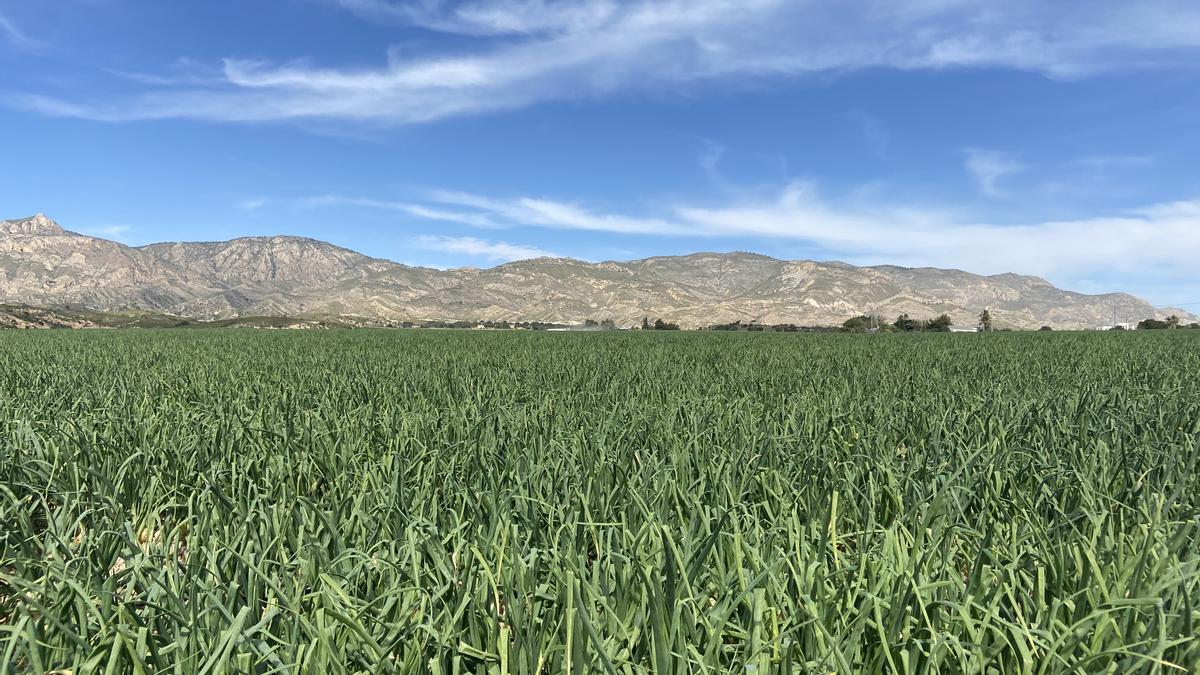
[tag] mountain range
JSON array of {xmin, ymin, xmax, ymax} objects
[{"xmin": 0, "ymin": 214, "xmax": 1189, "ymax": 330}]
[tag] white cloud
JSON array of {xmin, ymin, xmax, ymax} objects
[
  {"xmin": 0, "ymin": 12, "xmax": 43, "ymax": 51},
  {"xmin": 104, "ymin": 59, "xmax": 226, "ymax": 87},
  {"xmin": 81, "ymin": 224, "xmax": 132, "ymax": 239},
  {"xmin": 697, "ymin": 141, "xmax": 726, "ymax": 182},
  {"xmin": 302, "ymin": 194, "xmax": 504, "ymax": 228},
  {"xmin": 413, "ymin": 234, "xmax": 557, "ymax": 261},
  {"xmin": 334, "ymin": 0, "xmax": 619, "ymax": 35},
  {"xmin": 1068, "ymin": 155, "xmax": 1154, "ymax": 170},
  {"xmin": 963, "ymin": 149, "xmax": 1025, "ymax": 197},
  {"xmin": 287, "ymin": 181, "xmax": 1200, "ymax": 298},
  {"xmin": 401, "ymin": 184, "xmax": 1199, "ymax": 291},
  {"xmin": 238, "ymin": 197, "xmax": 271, "ymax": 210},
  {"xmin": 429, "ymin": 190, "xmax": 693, "ymax": 235},
  {"xmin": 13, "ymin": 0, "xmax": 1200, "ymax": 124}
]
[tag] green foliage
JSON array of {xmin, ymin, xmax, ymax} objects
[
  {"xmin": 1, "ymin": 330, "xmax": 1199, "ymax": 673},
  {"xmin": 583, "ymin": 319, "xmax": 617, "ymax": 330},
  {"xmin": 1141, "ymin": 317, "xmax": 1184, "ymax": 330},
  {"xmin": 893, "ymin": 313, "xmax": 953, "ymax": 332},
  {"xmin": 927, "ymin": 313, "xmax": 954, "ymax": 332},
  {"xmin": 841, "ymin": 315, "xmax": 873, "ymax": 332},
  {"xmin": 707, "ymin": 321, "xmax": 839, "ymax": 333},
  {"xmin": 842, "ymin": 315, "xmax": 885, "ymax": 332}
]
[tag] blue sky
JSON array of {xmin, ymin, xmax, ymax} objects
[{"xmin": 1, "ymin": 0, "xmax": 1199, "ymax": 307}]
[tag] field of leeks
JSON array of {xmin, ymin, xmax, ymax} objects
[{"xmin": 1, "ymin": 329, "xmax": 1198, "ymax": 673}]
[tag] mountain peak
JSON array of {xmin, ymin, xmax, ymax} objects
[{"xmin": 1, "ymin": 214, "xmax": 66, "ymax": 236}]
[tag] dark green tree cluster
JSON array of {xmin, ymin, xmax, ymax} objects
[
  {"xmin": 407, "ymin": 320, "xmax": 573, "ymax": 330},
  {"xmin": 641, "ymin": 317, "xmax": 680, "ymax": 330},
  {"xmin": 1138, "ymin": 316, "xmax": 1182, "ymax": 330},
  {"xmin": 707, "ymin": 321, "xmax": 838, "ymax": 333},
  {"xmin": 892, "ymin": 313, "xmax": 954, "ymax": 332},
  {"xmin": 583, "ymin": 319, "xmax": 618, "ymax": 330},
  {"xmin": 841, "ymin": 315, "xmax": 875, "ymax": 333}
]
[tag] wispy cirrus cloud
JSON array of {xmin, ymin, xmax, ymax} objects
[
  {"xmin": 302, "ymin": 194, "xmax": 504, "ymax": 229},
  {"xmin": 0, "ymin": 12, "xmax": 44, "ymax": 51},
  {"xmin": 80, "ymin": 224, "xmax": 132, "ymax": 240},
  {"xmin": 12, "ymin": 0, "xmax": 1200, "ymax": 124},
  {"xmin": 1068, "ymin": 154, "xmax": 1155, "ymax": 170},
  {"xmin": 306, "ymin": 181, "xmax": 1200, "ymax": 298},
  {"xmin": 963, "ymin": 149, "xmax": 1026, "ymax": 197},
  {"xmin": 297, "ymin": 180, "xmax": 1200, "ymax": 288},
  {"xmin": 663, "ymin": 191, "xmax": 1200, "ymax": 290},
  {"xmin": 237, "ymin": 197, "xmax": 271, "ymax": 211},
  {"xmin": 428, "ymin": 190, "xmax": 693, "ymax": 235},
  {"xmin": 413, "ymin": 234, "xmax": 557, "ymax": 262},
  {"xmin": 332, "ymin": 0, "xmax": 620, "ymax": 35}
]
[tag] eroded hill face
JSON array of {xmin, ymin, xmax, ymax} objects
[
  {"xmin": 0, "ymin": 214, "xmax": 68, "ymax": 236},
  {"xmin": 0, "ymin": 214, "xmax": 1187, "ymax": 329}
]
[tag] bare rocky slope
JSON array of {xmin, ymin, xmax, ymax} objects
[{"xmin": 0, "ymin": 214, "xmax": 1188, "ymax": 329}]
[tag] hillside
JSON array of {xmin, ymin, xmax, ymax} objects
[{"xmin": 0, "ymin": 214, "xmax": 1188, "ymax": 329}]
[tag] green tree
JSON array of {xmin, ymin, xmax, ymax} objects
[
  {"xmin": 928, "ymin": 314, "xmax": 953, "ymax": 332},
  {"xmin": 842, "ymin": 315, "xmax": 872, "ymax": 333},
  {"xmin": 978, "ymin": 309, "xmax": 993, "ymax": 332}
]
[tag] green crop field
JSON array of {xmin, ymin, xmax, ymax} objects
[{"xmin": 2, "ymin": 330, "xmax": 1198, "ymax": 673}]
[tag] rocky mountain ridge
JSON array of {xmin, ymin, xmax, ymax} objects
[{"xmin": 0, "ymin": 214, "xmax": 1189, "ymax": 329}]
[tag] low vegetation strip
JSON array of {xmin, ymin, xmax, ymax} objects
[{"xmin": 1, "ymin": 330, "xmax": 1198, "ymax": 672}]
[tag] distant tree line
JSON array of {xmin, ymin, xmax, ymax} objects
[
  {"xmin": 641, "ymin": 317, "xmax": 680, "ymax": 331},
  {"xmin": 1135, "ymin": 315, "xmax": 1199, "ymax": 330},
  {"xmin": 705, "ymin": 321, "xmax": 839, "ymax": 333},
  {"xmin": 397, "ymin": 320, "xmax": 572, "ymax": 330},
  {"xmin": 582, "ymin": 318, "xmax": 618, "ymax": 330},
  {"xmin": 840, "ymin": 313, "xmax": 955, "ymax": 333},
  {"xmin": 381, "ymin": 312, "xmax": 1200, "ymax": 333}
]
